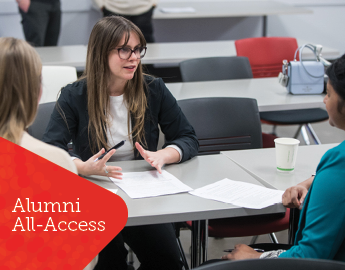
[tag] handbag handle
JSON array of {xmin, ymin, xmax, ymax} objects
[{"xmin": 293, "ymin": 44, "xmax": 324, "ymax": 78}]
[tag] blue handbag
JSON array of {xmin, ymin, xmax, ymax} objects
[{"xmin": 279, "ymin": 44, "xmax": 325, "ymax": 95}]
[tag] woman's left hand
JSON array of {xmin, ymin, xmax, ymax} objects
[
  {"xmin": 221, "ymin": 244, "xmax": 262, "ymax": 261},
  {"xmin": 135, "ymin": 142, "xmax": 166, "ymax": 173}
]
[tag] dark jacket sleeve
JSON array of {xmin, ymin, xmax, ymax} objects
[
  {"xmin": 147, "ymin": 78, "xmax": 199, "ymax": 162},
  {"xmin": 43, "ymin": 77, "xmax": 198, "ymax": 162},
  {"xmin": 42, "ymin": 80, "xmax": 90, "ymax": 160}
]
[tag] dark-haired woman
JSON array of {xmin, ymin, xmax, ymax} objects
[
  {"xmin": 222, "ymin": 55, "xmax": 345, "ymax": 262},
  {"xmin": 43, "ymin": 16, "xmax": 198, "ymax": 269}
]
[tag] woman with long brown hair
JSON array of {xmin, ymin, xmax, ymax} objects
[
  {"xmin": 0, "ymin": 37, "xmax": 76, "ymax": 173},
  {"xmin": 43, "ymin": 16, "xmax": 198, "ymax": 269}
]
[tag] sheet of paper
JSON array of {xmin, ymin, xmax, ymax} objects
[
  {"xmin": 189, "ymin": 178, "xmax": 284, "ymax": 209},
  {"xmin": 160, "ymin": 7, "xmax": 196, "ymax": 13},
  {"xmin": 110, "ymin": 170, "xmax": 192, "ymax": 199}
]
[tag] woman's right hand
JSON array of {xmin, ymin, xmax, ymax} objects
[
  {"xmin": 17, "ymin": 0, "xmax": 30, "ymax": 13},
  {"xmin": 282, "ymin": 184, "xmax": 308, "ymax": 209},
  {"xmin": 282, "ymin": 176, "xmax": 314, "ymax": 209},
  {"xmin": 74, "ymin": 148, "xmax": 123, "ymax": 179}
]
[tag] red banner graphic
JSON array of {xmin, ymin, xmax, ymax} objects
[{"xmin": 0, "ymin": 138, "xmax": 128, "ymax": 269}]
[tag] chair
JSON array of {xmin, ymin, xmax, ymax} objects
[
  {"xmin": 27, "ymin": 102, "xmax": 56, "ymax": 141},
  {"xmin": 40, "ymin": 66, "xmax": 77, "ymax": 104},
  {"xmin": 179, "ymin": 56, "xmax": 278, "ymax": 148},
  {"xmin": 194, "ymin": 258, "xmax": 345, "ymax": 270},
  {"xmin": 177, "ymin": 97, "xmax": 262, "ymax": 154},
  {"xmin": 178, "ymin": 98, "xmax": 289, "ymax": 253},
  {"xmin": 178, "ymin": 58, "xmax": 287, "ymax": 249},
  {"xmin": 30, "ymin": 66, "xmax": 77, "ymax": 141},
  {"xmin": 179, "ymin": 56, "xmax": 252, "ymax": 82},
  {"xmin": 234, "ymin": 37, "xmax": 298, "ymax": 79},
  {"xmin": 235, "ymin": 37, "xmax": 329, "ymax": 144}
]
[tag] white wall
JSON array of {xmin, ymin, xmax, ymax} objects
[
  {"xmin": 0, "ymin": 0, "xmax": 344, "ymax": 57},
  {"xmin": 267, "ymin": 3, "xmax": 345, "ymax": 56},
  {"xmin": 0, "ymin": 0, "xmax": 100, "ymax": 45}
]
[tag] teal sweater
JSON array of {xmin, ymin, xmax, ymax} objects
[{"xmin": 279, "ymin": 141, "xmax": 345, "ymax": 261}]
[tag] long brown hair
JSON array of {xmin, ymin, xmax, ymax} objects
[
  {"xmin": 81, "ymin": 16, "xmax": 148, "ymax": 154},
  {"xmin": 0, "ymin": 37, "xmax": 42, "ymax": 144}
]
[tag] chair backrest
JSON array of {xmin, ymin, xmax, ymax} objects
[
  {"xmin": 179, "ymin": 56, "xmax": 253, "ymax": 82},
  {"xmin": 40, "ymin": 66, "xmax": 77, "ymax": 104},
  {"xmin": 235, "ymin": 37, "xmax": 298, "ymax": 78},
  {"xmin": 177, "ymin": 97, "xmax": 262, "ymax": 155},
  {"xmin": 27, "ymin": 102, "xmax": 56, "ymax": 141},
  {"xmin": 195, "ymin": 258, "xmax": 345, "ymax": 270}
]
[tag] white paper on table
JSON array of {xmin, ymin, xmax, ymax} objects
[
  {"xmin": 110, "ymin": 170, "xmax": 192, "ymax": 199},
  {"xmin": 189, "ymin": 178, "xmax": 284, "ymax": 209},
  {"xmin": 160, "ymin": 7, "xmax": 196, "ymax": 13}
]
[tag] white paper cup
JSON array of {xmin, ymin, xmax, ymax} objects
[{"xmin": 274, "ymin": 138, "xmax": 300, "ymax": 172}]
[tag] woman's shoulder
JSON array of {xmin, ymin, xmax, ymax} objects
[
  {"xmin": 144, "ymin": 75, "xmax": 163, "ymax": 89},
  {"xmin": 323, "ymin": 141, "xmax": 345, "ymax": 159},
  {"xmin": 21, "ymin": 132, "xmax": 78, "ymax": 174},
  {"xmin": 58, "ymin": 78, "xmax": 87, "ymax": 108},
  {"xmin": 316, "ymin": 141, "xmax": 345, "ymax": 178},
  {"xmin": 144, "ymin": 75, "xmax": 169, "ymax": 98},
  {"xmin": 60, "ymin": 78, "xmax": 87, "ymax": 97}
]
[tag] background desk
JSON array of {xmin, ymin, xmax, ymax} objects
[
  {"xmin": 36, "ymin": 39, "xmax": 340, "ymax": 71},
  {"xmin": 167, "ymin": 77, "xmax": 326, "ymax": 112},
  {"xmin": 36, "ymin": 45, "xmax": 87, "ymax": 72},
  {"xmin": 221, "ymin": 144, "xmax": 337, "ymax": 191},
  {"xmin": 155, "ymin": 1, "xmax": 311, "ymax": 20},
  {"xmin": 154, "ymin": 1, "xmax": 311, "ymax": 37}
]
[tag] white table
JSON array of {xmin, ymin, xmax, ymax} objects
[
  {"xmin": 36, "ymin": 45, "xmax": 87, "ymax": 71},
  {"xmin": 221, "ymin": 143, "xmax": 338, "ymax": 243},
  {"xmin": 85, "ymin": 154, "xmax": 284, "ymax": 267},
  {"xmin": 154, "ymin": 1, "xmax": 311, "ymax": 20},
  {"xmin": 154, "ymin": 1, "xmax": 312, "ymax": 37},
  {"xmin": 167, "ymin": 77, "xmax": 326, "ymax": 112},
  {"xmin": 146, "ymin": 39, "xmax": 338, "ymax": 64},
  {"xmin": 36, "ymin": 39, "xmax": 340, "ymax": 71},
  {"xmin": 86, "ymin": 154, "xmax": 282, "ymax": 226},
  {"xmin": 221, "ymin": 144, "xmax": 337, "ymax": 191},
  {"xmin": 39, "ymin": 75, "xmax": 326, "ymax": 112}
]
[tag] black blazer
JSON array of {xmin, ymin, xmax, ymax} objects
[{"xmin": 43, "ymin": 76, "xmax": 199, "ymax": 162}]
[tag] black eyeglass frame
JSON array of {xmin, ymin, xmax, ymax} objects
[{"xmin": 116, "ymin": 46, "xmax": 147, "ymax": 60}]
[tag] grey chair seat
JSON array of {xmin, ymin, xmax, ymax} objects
[
  {"xmin": 260, "ymin": 108, "xmax": 328, "ymax": 125},
  {"xmin": 27, "ymin": 102, "xmax": 56, "ymax": 140}
]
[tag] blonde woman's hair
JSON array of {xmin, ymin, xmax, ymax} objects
[
  {"xmin": 81, "ymin": 16, "xmax": 148, "ymax": 154},
  {"xmin": 0, "ymin": 37, "xmax": 42, "ymax": 144}
]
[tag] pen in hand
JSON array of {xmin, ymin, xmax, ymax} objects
[
  {"xmin": 223, "ymin": 248, "xmax": 265, "ymax": 253},
  {"xmin": 94, "ymin": 140, "xmax": 126, "ymax": 162}
]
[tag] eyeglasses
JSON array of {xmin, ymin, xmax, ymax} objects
[{"xmin": 117, "ymin": 46, "xmax": 147, "ymax": 60}]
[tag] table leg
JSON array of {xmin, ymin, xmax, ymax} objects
[
  {"xmin": 262, "ymin": 15, "xmax": 267, "ymax": 37},
  {"xmin": 191, "ymin": 220, "xmax": 200, "ymax": 268},
  {"xmin": 191, "ymin": 220, "xmax": 209, "ymax": 268},
  {"xmin": 288, "ymin": 208, "xmax": 300, "ymax": 245},
  {"xmin": 201, "ymin": 219, "xmax": 208, "ymax": 263}
]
